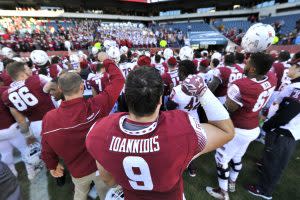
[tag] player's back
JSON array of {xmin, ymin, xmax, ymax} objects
[
  {"xmin": 89, "ymin": 72, "xmax": 109, "ymax": 94},
  {"xmin": 230, "ymin": 74, "xmax": 277, "ymax": 129},
  {"xmin": 271, "ymin": 61, "xmax": 291, "ymax": 91},
  {"xmin": 119, "ymin": 62, "xmax": 135, "ymax": 78},
  {"xmin": 87, "ymin": 111, "xmax": 200, "ymax": 200},
  {"xmin": 214, "ymin": 65, "xmax": 243, "ymax": 97},
  {"xmin": 2, "ymin": 75, "xmax": 55, "ymax": 122},
  {"xmin": 170, "ymin": 85, "xmax": 201, "ymax": 121}
]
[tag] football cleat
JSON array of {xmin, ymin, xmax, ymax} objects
[
  {"xmin": 206, "ymin": 187, "xmax": 229, "ymax": 200},
  {"xmin": 228, "ymin": 180, "xmax": 236, "ymax": 193}
]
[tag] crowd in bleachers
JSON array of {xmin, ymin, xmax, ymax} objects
[{"xmin": 215, "ymin": 14, "xmax": 300, "ymax": 45}]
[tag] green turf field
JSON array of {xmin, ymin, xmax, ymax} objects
[{"xmin": 17, "ymin": 141, "xmax": 300, "ymax": 200}]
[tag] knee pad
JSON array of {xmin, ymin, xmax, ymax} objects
[
  {"xmin": 216, "ymin": 163, "xmax": 229, "ymax": 180},
  {"xmin": 229, "ymin": 160, "xmax": 242, "ymax": 172}
]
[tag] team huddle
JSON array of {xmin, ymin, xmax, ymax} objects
[{"xmin": 0, "ymin": 22, "xmax": 299, "ymax": 200}]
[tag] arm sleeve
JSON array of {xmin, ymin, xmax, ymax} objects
[
  {"xmin": 41, "ymin": 117, "xmax": 59, "ymax": 170},
  {"xmin": 263, "ymin": 98, "xmax": 300, "ymax": 132},
  {"xmin": 227, "ymin": 84, "xmax": 243, "ymax": 107},
  {"xmin": 90, "ymin": 60, "xmax": 125, "ymax": 116},
  {"xmin": 188, "ymin": 115, "xmax": 207, "ymax": 154}
]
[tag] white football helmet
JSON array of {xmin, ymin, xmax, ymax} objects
[
  {"xmin": 103, "ymin": 40, "xmax": 112, "ymax": 50},
  {"xmin": 105, "ymin": 186, "xmax": 124, "ymax": 200},
  {"xmin": 120, "ymin": 46, "xmax": 129, "ymax": 55},
  {"xmin": 22, "ymin": 142, "xmax": 42, "ymax": 166},
  {"xmin": 91, "ymin": 47, "xmax": 99, "ymax": 55},
  {"xmin": 107, "ymin": 46, "xmax": 121, "ymax": 63},
  {"xmin": 163, "ymin": 48, "xmax": 173, "ymax": 60},
  {"xmin": 30, "ymin": 50, "xmax": 49, "ymax": 66},
  {"xmin": 211, "ymin": 52, "xmax": 222, "ymax": 61},
  {"xmin": 69, "ymin": 54, "xmax": 80, "ymax": 69},
  {"xmin": 201, "ymin": 50, "xmax": 208, "ymax": 56},
  {"xmin": 64, "ymin": 40, "xmax": 71, "ymax": 50},
  {"xmin": 1, "ymin": 47, "xmax": 14, "ymax": 59},
  {"xmin": 78, "ymin": 50, "xmax": 87, "ymax": 60},
  {"xmin": 241, "ymin": 23, "xmax": 275, "ymax": 53},
  {"xmin": 179, "ymin": 46, "xmax": 193, "ymax": 61}
]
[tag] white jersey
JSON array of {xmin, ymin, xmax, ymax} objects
[
  {"xmin": 83, "ymin": 73, "xmax": 95, "ymax": 97},
  {"xmin": 119, "ymin": 62, "xmax": 135, "ymax": 78},
  {"xmin": 170, "ymin": 84, "xmax": 201, "ymax": 121}
]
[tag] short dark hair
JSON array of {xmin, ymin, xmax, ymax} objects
[
  {"xmin": 250, "ymin": 52, "xmax": 274, "ymax": 76},
  {"xmin": 6, "ymin": 62, "xmax": 26, "ymax": 80},
  {"xmin": 119, "ymin": 54, "xmax": 127, "ymax": 63},
  {"xmin": 58, "ymin": 72, "xmax": 82, "ymax": 96},
  {"xmin": 51, "ymin": 56, "xmax": 60, "ymax": 64},
  {"xmin": 235, "ymin": 52, "xmax": 244, "ymax": 64},
  {"xmin": 278, "ymin": 51, "xmax": 290, "ymax": 62},
  {"xmin": 194, "ymin": 50, "xmax": 201, "ymax": 58},
  {"xmin": 2, "ymin": 58, "xmax": 14, "ymax": 69},
  {"xmin": 224, "ymin": 53, "xmax": 235, "ymax": 66},
  {"xmin": 125, "ymin": 67, "xmax": 164, "ymax": 117},
  {"xmin": 155, "ymin": 54, "xmax": 161, "ymax": 63},
  {"xmin": 212, "ymin": 58, "xmax": 220, "ymax": 68},
  {"xmin": 178, "ymin": 60, "xmax": 197, "ymax": 81},
  {"xmin": 292, "ymin": 51, "xmax": 300, "ymax": 60}
]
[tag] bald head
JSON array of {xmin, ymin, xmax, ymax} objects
[
  {"xmin": 58, "ymin": 72, "xmax": 83, "ymax": 96},
  {"xmin": 98, "ymin": 52, "xmax": 108, "ymax": 62}
]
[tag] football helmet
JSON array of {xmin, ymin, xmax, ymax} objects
[
  {"xmin": 69, "ymin": 54, "xmax": 80, "ymax": 69},
  {"xmin": 91, "ymin": 47, "xmax": 99, "ymax": 55},
  {"xmin": 105, "ymin": 186, "xmax": 124, "ymax": 200},
  {"xmin": 163, "ymin": 48, "xmax": 173, "ymax": 60},
  {"xmin": 179, "ymin": 46, "xmax": 193, "ymax": 61},
  {"xmin": 64, "ymin": 40, "xmax": 71, "ymax": 50},
  {"xmin": 22, "ymin": 142, "xmax": 42, "ymax": 166},
  {"xmin": 211, "ymin": 52, "xmax": 222, "ymax": 61},
  {"xmin": 30, "ymin": 50, "xmax": 49, "ymax": 66},
  {"xmin": 78, "ymin": 50, "xmax": 88, "ymax": 60},
  {"xmin": 120, "ymin": 46, "xmax": 129, "ymax": 55},
  {"xmin": 241, "ymin": 23, "xmax": 275, "ymax": 53},
  {"xmin": 107, "ymin": 46, "xmax": 121, "ymax": 63},
  {"xmin": 181, "ymin": 74, "xmax": 207, "ymax": 97},
  {"xmin": 1, "ymin": 47, "xmax": 14, "ymax": 59}
]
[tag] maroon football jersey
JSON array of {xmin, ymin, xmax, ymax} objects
[
  {"xmin": 214, "ymin": 65, "xmax": 243, "ymax": 97},
  {"xmin": 162, "ymin": 69, "xmax": 179, "ymax": 96},
  {"xmin": 0, "ymin": 70, "xmax": 13, "ymax": 86},
  {"xmin": 228, "ymin": 73, "xmax": 277, "ymax": 129},
  {"xmin": 89, "ymin": 72, "xmax": 110, "ymax": 94},
  {"xmin": 1, "ymin": 75, "xmax": 55, "ymax": 122},
  {"xmin": 0, "ymin": 86, "xmax": 16, "ymax": 129},
  {"xmin": 271, "ymin": 61, "xmax": 291, "ymax": 91},
  {"xmin": 86, "ymin": 111, "xmax": 206, "ymax": 200}
]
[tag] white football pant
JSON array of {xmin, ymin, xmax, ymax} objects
[
  {"xmin": 0, "ymin": 123, "xmax": 27, "ymax": 176},
  {"xmin": 215, "ymin": 127, "xmax": 260, "ymax": 191},
  {"xmin": 30, "ymin": 120, "xmax": 42, "ymax": 141}
]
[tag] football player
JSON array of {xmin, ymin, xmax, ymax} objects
[
  {"xmin": 208, "ymin": 53, "xmax": 244, "ymax": 104},
  {"xmin": 161, "ymin": 57, "xmax": 179, "ymax": 96},
  {"xmin": 86, "ymin": 67, "xmax": 234, "ymax": 200},
  {"xmin": 166, "ymin": 60, "xmax": 201, "ymax": 177},
  {"xmin": 271, "ymin": 50, "xmax": 291, "ymax": 92},
  {"xmin": 2, "ymin": 62, "xmax": 55, "ymax": 140},
  {"xmin": 0, "ymin": 80, "xmax": 39, "ymax": 180},
  {"xmin": 90, "ymin": 63, "xmax": 110, "ymax": 96},
  {"xmin": 206, "ymin": 52, "xmax": 276, "ymax": 200}
]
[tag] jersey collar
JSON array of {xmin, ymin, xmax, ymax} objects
[{"xmin": 119, "ymin": 115, "xmax": 158, "ymax": 136}]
